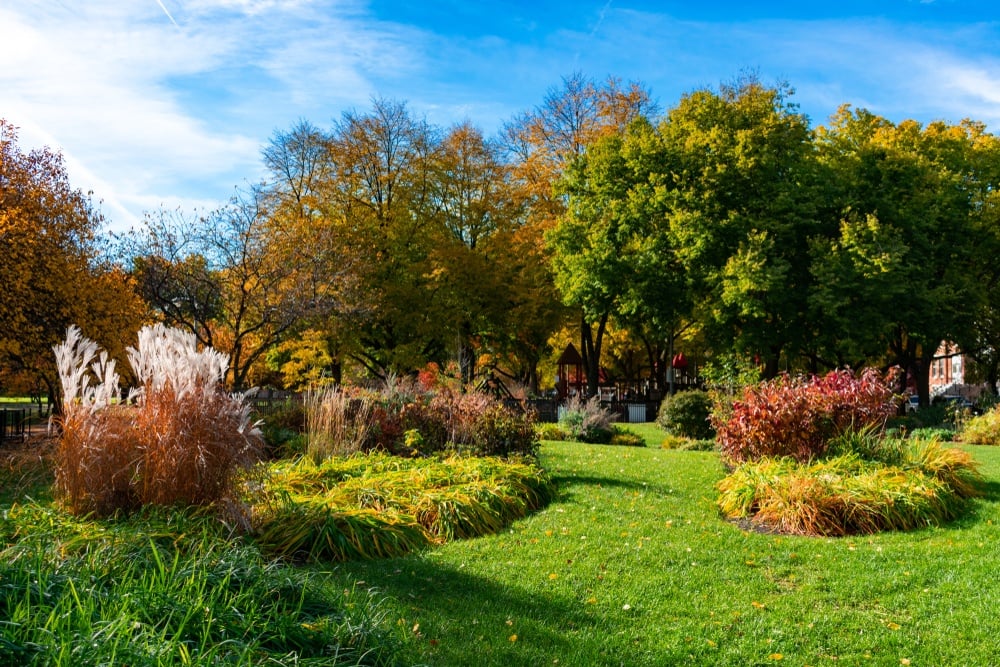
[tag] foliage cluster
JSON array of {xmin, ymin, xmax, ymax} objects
[
  {"xmin": 660, "ymin": 434, "xmax": 717, "ymax": 451},
  {"xmin": 656, "ymin": 389, "xmax": 715, "ymax": 440},
  {"xmin": 556, "ymin": 395, "xmax": 618, "ymax": 443},
  {"xmin": 717, "ymin": 438, "xmax": 982, "ymax": 536},
  {"xmin": 305, "ymin": 380, "xmax": 538, "ymax": 460},
  {"xmin": 53, "ymin": 325, "xmax": 263, "ymax": 516},
  {"xmin": 252, "ymin": 454, "xmax": 554, "ymax": 562},
  {"xmin": 0, "ymin": 503, "xmax": 400, "ymax": 665},
  {"xmin": 715, "ymin": 368, "xmax": 897, "ymax": 464},
  {"xmin": 537, "ymin": 420, "xmax": 648, "ymax": 447},
  {"xmin": 958, "ymin": 407, "xmax": 1000, "ymax": 446},
  {"xmin": 257, "ymin": 398, "xmax": 307, "ymax": 457}
]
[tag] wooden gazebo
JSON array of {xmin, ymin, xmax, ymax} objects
[{"xmin": 556, "ymin": 343, "xmax": 584, "ymax": 399}]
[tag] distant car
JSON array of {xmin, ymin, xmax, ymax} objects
[{"xmin": 933, "ymin": 394, "xmax": 982, "ymax": 415}]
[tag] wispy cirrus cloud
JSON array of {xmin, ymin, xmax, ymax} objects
[{"xmin": 0, "ymin": 0, "xmax": 412, "ymax": 229}]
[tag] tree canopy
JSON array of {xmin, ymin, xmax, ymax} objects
[{"xmin": 5, "ymin": 75, "xmax": 1000, "ymax": 400}]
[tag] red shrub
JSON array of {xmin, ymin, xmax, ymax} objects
[{"xmin": 714, "ymin": 368, "xmax": 898, "ymax": 464}]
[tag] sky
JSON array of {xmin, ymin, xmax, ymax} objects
[{"xmin": 2, "ymin": 0, "xmax": 999, "ymax": 232}]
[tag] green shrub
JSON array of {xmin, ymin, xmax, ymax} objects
[
  {"xmin": 258, "ymin": 400, "xmax": 305, "ymax": 456},
  {"xmin": 609, "ymin": 427, "xmax": 646, "ymax": 447},
  {"xmin": 558, "ymin": 395, "xmax": 616, "ymax": 443},
  {"xmin": 656, "ymin": 390, "xmax": 715, "ymax": 440},
  {"xmin": 715, "ymin": 368, "xmax": 897, "ymax": 464},
  {"xmin": 909, "ymin": 427, "xmax": 956, "ymax": 442},
  {"xmin": 53, "ymin": 325, "xmax": 263, "ymax": 516},
  {"xmin": 895, "ymin": 404, "xmax": 952, "ymax": 429},
  {"xmin": 537, "ymin": 422, "xmax": 568, "ymax": 441},
  {"xmin": 661, "ymin": 435, "xmax": 717, "ymax": 451},
  {"xmin": 958, "ymin": 408, "xmax": 1000, "ymax": 446}
]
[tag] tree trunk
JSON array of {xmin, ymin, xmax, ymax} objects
[{"xmin": 579, "ymin": 312, "xmax": 609, "ymax": 398}]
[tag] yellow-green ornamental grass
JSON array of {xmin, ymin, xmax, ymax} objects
[
  {"xmin": 717, "ymin": 439, "xmax": 982, "ymax": 536},
  {"xmin": 252, "ymin": 454, "xmax": 554, "ymax": 561},
  {"xmin": 958, "ymin": 406, "xmax": 1000, "ymax": 446}
]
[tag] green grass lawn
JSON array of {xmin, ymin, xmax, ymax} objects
[
  {"xmin": 326, "ymin": 440, "xmax": 1000, "ymax": 666},
  {"xmin": 4, "ymin": 430, "xmax": 1000, "ymax": 665}
]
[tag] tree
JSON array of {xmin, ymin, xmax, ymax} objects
[
  {"xmin": 503, "ymin": 73, "xmax": 657, "ymax": 394},
  {"xmin": 0, "ymin": 119, "xmax": 145, "ymax": 406},
  {"xmin": 125, "ymin": 186, "xmax": 337, "ymax": 390},
  {"xmin": 262, "ymin": 102, "xmax": 565, "ymax": 390},
  {"xmin": 429, "ymin": 122, "xmax": 525, "ymax": 385},
  {"xmin": 814, "ymin": 108, "xmax": 996, "ymax": 403},
  {"xmin": 657, "ymin": 77, "xmax": 820, "ymax": 378}
]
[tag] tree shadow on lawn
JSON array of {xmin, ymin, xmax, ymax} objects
[
  {"xmin": 976, "ymin": 479, "xmax": 1000, "ymax": 503},
  {"xmin": 331, "ymin": 553, "xmax": 630, "ymax": 667},
  {"xmin": 546, "ymin": 473, "xmax": 651, "ymax": 493}
]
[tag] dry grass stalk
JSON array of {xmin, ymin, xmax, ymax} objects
[{"xmin": 305, "ymin": 386, "xmax": 378, "ymax": 461}]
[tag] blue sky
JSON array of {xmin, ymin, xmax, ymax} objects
[{"xmin": 2, "ymin": 1, "xmax": 998, "ymax": 231}]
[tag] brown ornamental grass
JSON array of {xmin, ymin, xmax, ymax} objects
[{"xmin": 53, "ymin": 324, "xmax": 263, "ymax": 516}]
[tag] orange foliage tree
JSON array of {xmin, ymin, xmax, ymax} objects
[{"xmin": 0, "ymin": 119, "xmax": 145, "ymax": 408}]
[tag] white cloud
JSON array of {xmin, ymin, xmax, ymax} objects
[{"xmin": 0, "ymin": 0, "xmax": 399, "ymax": 230}]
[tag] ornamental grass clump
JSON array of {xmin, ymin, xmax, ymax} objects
[
  {"xmin": 252, "ymin": 454, "xmax": 554, "ymax": 562},
  {"xmin": 558, "ymin": 395, "xmax": 617, "ymax": 443},
  {"xmin": 53, "ymin": 325, "xmax": 263, "ymax": 516},
  {"xmin": 717, "ymin": 439, "xmax": 982, "ymax": 536}
]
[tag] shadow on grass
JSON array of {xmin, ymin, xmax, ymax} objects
[
  {"xmin": 331, "ymin": 553, "xmax": 625, "ymax": 667},
  {"xmin": 546, "ymin": 473, "xmax": 649, "ymax": 492},
  {"xmin": 977, "ymin": 479, "xmax": 1000, "ymax": 503}
]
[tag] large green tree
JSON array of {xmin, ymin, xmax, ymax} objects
[
  {"xmin": 505, "ymin": 73, "xmax": 656, "ymax": 394},
  {"xmin": 656, "ymin": 78, "xmax": 820, "ymax": 378},
  {"xmin": 549, "ymin": 117, "xmax": 690, "ymax": 396},
  {"xmin": 814, "ymin": 108, "xmax": 998, "ymax": 402}
]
